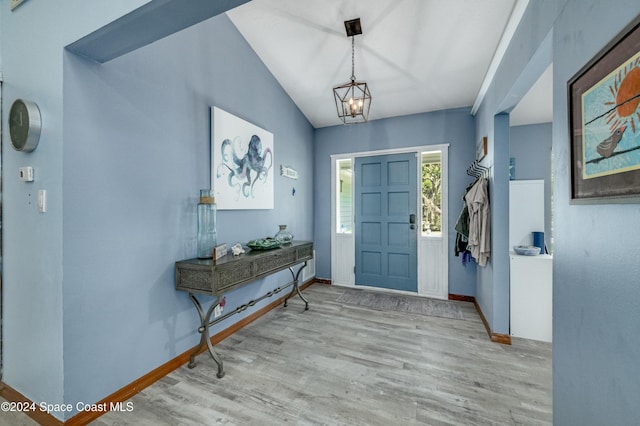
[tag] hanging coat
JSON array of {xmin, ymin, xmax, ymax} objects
[
  {"xmin": 454, "ymin": 182, "xmax": 473, "ymax": 257},
  {"xmin": 465, "ymin": 178, "xmax": 491, "ymax": 267}
]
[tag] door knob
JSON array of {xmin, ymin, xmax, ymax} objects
[{"xmin": 409, "ymin": 214, "xmax": 416, "ymax": 230}]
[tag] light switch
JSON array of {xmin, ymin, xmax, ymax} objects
[
  {"xmin": 37, "ymin": 189, "xmax": 46, "ymax": 213},
  {"xmin": 19, "ymin": 166, "xmax": 34, "ymax": 182}
]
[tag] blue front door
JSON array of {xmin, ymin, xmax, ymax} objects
[{"xmin": 355, "ymin": 153, "xmax": 418, "ymax": 292}]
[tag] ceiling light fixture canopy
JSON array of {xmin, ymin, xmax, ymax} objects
[{"xmin": 333, "ymin": 18, "xmax": 372, "ymax": 124}]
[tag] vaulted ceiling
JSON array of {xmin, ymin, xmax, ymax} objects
[{"xmin": 227, "ymin": 0, "xmax": 551, "ymax": 128}]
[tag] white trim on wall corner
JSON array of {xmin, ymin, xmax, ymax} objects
[{"xmin": 471, "ymin": 0, "xmax": 530, "ymax": 115}]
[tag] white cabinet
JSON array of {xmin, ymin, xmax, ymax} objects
[
  {"xmin": 509, "ymin": 254, "xmax": 552, "ymax": 342},
  {"xmin": 509, "ymin": 179, "xmax": 552, "ymax": 342}
]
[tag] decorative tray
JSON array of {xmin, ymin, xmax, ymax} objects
[{"xmin": 247, "ymin": 238, "xmax": 282, "ymax": 251}]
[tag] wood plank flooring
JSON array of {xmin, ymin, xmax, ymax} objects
[
  {"xmin": 0, "ymin": 398, "xmax": 40, "ymax": 426},
  {"xmin": 0, "ymin": 284, "xmax": 552, "ymax": 425},
  {"xmin": 95, "ymin": 284, "xmax": 552, "ymax": 425}
]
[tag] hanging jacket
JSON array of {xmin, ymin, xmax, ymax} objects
[
  {"xmin": 465, "ymin": 178, "xmax": 491, "ymax": 267},
  {"xmin": 454, "ymin": 181, "xmax": 475, "ymax": 257}
]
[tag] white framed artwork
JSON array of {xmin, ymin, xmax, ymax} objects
[{"xmin": 211, "ymin": 107, "xmax": 274, "ymax": 210}]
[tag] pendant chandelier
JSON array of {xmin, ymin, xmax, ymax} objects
[{"xmin": 333, "ymin": 18, "xmax": 372, "ymax": 124}]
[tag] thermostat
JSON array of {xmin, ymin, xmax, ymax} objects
[
  {"xmin": 19, "ymin": 166, "xmax": 34, "ymax": 182},
  {"xmin": 9, "ymin": 99, "xmax": 41, "ymax": 152}
]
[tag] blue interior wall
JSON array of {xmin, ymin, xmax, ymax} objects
[
  {"xmin": 474, "ymin": 0, "xmax": 640, "ymax": 422},
  {"xmin": 61, "ymin": 12, "xmax": 313, "ymax": 418},
  {"xmin": 491, "ymin": 113, "xmax": 511, "ymax": 334},
  {"xmin": 2, "ymin": 1, "xmax": 639, "ymax": 423},
  {"xmin": 551, "ymin": 1, "xmax": 640, "ymax": 424},
  {"xmin": 473, "ymin": 0, "xmax": 560, "ymax": 335},
  {"xmin": 0, "ymin": 7, "xmax": 2, "ymax": 69},
  {"xmin": 313, "ymin": 108, "xmax": 478, "ymax": 297},
  {"xmin": 510, "ymin": 123, "xmax": 553, "ymax": 244},
  {"xmin": 0, "ymin": 0, "xmax": 150, "ymax": 415}
]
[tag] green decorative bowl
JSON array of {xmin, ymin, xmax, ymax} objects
[{"xmin": 247, "ymin": 238, "xmax": 282, "ymax": 251}]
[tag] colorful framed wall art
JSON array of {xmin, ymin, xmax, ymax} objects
[{"xmin": 568, "ymin": 14, "xmax": 640, "ymax": 203}]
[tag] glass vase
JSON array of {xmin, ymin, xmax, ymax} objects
[
  {"xmin": 197, "ymin": 189, "xmax": 217, "ymax": 258},
  {"xmin": 274, "ymin": 225, "xmax": 293, "ymax": 244}
]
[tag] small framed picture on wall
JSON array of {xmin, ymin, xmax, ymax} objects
[{"xmin": 476, "ymin": 136, "xmax": 487, "ymax": 161}]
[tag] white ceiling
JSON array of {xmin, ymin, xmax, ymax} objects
[
  {"xmin": 510, "ymin": 64, "xmax": 553, "ymax": 126},
  {"xmin": 227, "ymin": 0, "xmax": 550, "ymax": 128}
]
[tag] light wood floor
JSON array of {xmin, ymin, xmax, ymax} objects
[
  {"xmin": 1, "ymin": 284, "xmax": 552, "ymax": 425},
  {"xmin": 95, "ymin": 284, "xmax": 552, "ymax": 425},
  {"xmin": 0, "ymin": 398, "xmax": 39, "ymax": 426}
]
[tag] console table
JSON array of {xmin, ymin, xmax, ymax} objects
[{"xmin": 175, "ymin": 240, "xmax": 313, "ymax": 378}]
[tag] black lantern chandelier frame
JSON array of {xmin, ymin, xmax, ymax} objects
[{"xmin": 333, "ymin": 19, "xmax": 372, "ymax": 124}]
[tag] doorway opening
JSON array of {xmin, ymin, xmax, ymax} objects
[{"xmin": 331, "ymin": 144, "xmax": 449, "ymax": 299}]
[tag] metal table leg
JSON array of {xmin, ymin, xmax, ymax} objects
[
  {"xmin": 284, "ymin": 261, "xmax": 309, "ymax": 310},
  {"xmin": 187, "ymin": 293, "xmax": 225, "ymax": 378}
]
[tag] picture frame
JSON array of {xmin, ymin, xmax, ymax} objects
[
  {"xmin": 211, "ymin": 107, "xmax": 274, "ymax": 210},
  {"xmin": 476, "ymin": 136, "xmax": 487, "ymax": 161},
  {"xmin": 568, "ymin": 14, "xmax": 640, "ymax": 203}
]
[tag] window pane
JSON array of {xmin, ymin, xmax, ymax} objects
[
  {"xmin": 337, "ymin": 159, "xmax": 353, "ymax": 233},
  {"xmin": 421, "ymin": 152, "xmax": 441, "ymax": 235}
]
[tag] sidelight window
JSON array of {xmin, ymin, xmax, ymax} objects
[
  {"xmin": 336, "ymin": 159, "xmax": 353, "ymax": 233},
  {"xmin": 421, "ymin": 151, "xmax": 442, "ymax": 235}
]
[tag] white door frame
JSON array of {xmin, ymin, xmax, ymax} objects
[{"xmin": 330, "ymin": 144, "xmax": 449, "ymax": 299}]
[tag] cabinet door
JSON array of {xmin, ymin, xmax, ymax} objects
[{"xmin": 510, "ymin": 255, "xmax": 552, "ymax": 342}]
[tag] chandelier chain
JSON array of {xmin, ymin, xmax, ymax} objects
[{"xmin": 351, "ymin": 36, "xmax": 356, "ymax": 81}]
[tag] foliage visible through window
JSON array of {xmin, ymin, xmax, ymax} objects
[{"xmin": 422, "ymin": 152, "xmax": 442, "ymax": 234}]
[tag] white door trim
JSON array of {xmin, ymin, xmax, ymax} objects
[{"xmin": 330, "ymin": 144, "xmax": 449, "ymax": 299}]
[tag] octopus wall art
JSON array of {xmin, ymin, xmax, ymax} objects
[
  {"xmin": 582, "ymin": 50, "xmax": 640, "ymax": 179},
  {"xmin": 211, "ymin": 107, "xmax": 274, "ymax": 210}
]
